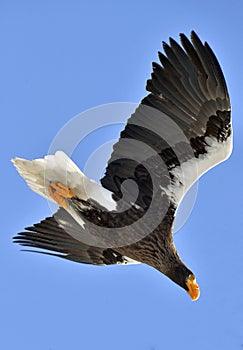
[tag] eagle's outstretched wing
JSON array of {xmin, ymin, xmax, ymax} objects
[
  {"xmin": 101, "ymin": 31, "xmax": 232, "ymax": 210},
  {"xmin": 13, "ymin": 208, "xmax": 139, "ymax": 265}
]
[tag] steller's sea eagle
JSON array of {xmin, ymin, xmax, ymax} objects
[{"xmin": 12, "ymin": 31, "xmax": 232, "ymax": 301}]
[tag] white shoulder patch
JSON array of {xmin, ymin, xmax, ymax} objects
[{"xmin": 164, "ymin": 135, "xmax": 233, "ymax": 205}]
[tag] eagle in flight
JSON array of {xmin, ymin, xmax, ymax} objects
[{"xmin": 13, "ymin": 31, "xmax": 232, "ymax": 301}]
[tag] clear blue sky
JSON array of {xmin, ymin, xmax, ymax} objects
[{"xmin": 1, "ymin": 1, "xmax": 243, "ymax": 349}]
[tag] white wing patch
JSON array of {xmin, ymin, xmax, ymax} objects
[
  {"xmin": 163, "ymin": 135, "xmax": 233, "ymax": 205},
  {"xmin": 115, "ymin": 253, "xmax": 140, "ymax": 265}
]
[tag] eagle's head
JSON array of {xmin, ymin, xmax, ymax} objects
[{"xmin": 166, "ymin": 263, "xmax": 200, "ymax": 301}]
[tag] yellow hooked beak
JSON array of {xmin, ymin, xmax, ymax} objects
[{"xmin": 186, "ymin": 274, "xmax": 200, "ymax": 301}]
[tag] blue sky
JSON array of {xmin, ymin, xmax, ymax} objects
[{"xmin": 1, "ymin": 1, "xmax": 243, "ymax": 349}]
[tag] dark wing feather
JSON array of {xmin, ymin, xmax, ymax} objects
[
  {"xmin": 101, "ymin": 31, "xmax": 231, "ymax": 209},
  {"xmin": 13, "ymin": 208, "xmax": 133, "ymax": 265}
]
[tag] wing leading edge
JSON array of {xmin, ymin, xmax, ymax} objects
[{"xmin": 101, "ymin": 31, "xmax": 232, "ymax": 208}]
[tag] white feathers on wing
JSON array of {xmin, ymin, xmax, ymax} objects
[{"xmin": 164, "ymin": 135, "xmax": 233, "ymax": 206}]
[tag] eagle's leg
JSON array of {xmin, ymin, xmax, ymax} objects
[{"xmin": 48, "ymin": 182, "xmax": 75, "ymax": 208}]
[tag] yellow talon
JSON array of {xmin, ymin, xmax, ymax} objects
[{"xmin": 48, "ymin": 182, "xmax": 75, "ymax": 208}]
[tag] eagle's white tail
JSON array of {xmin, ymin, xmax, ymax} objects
[{"xmin": 12, "ymin": 151, "xmax": 116, "ymax": 211}]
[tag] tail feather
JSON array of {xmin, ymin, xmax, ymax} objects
[{"xmin": 12, "ymin": 151, "xmax": 116, "ymax": 211}]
